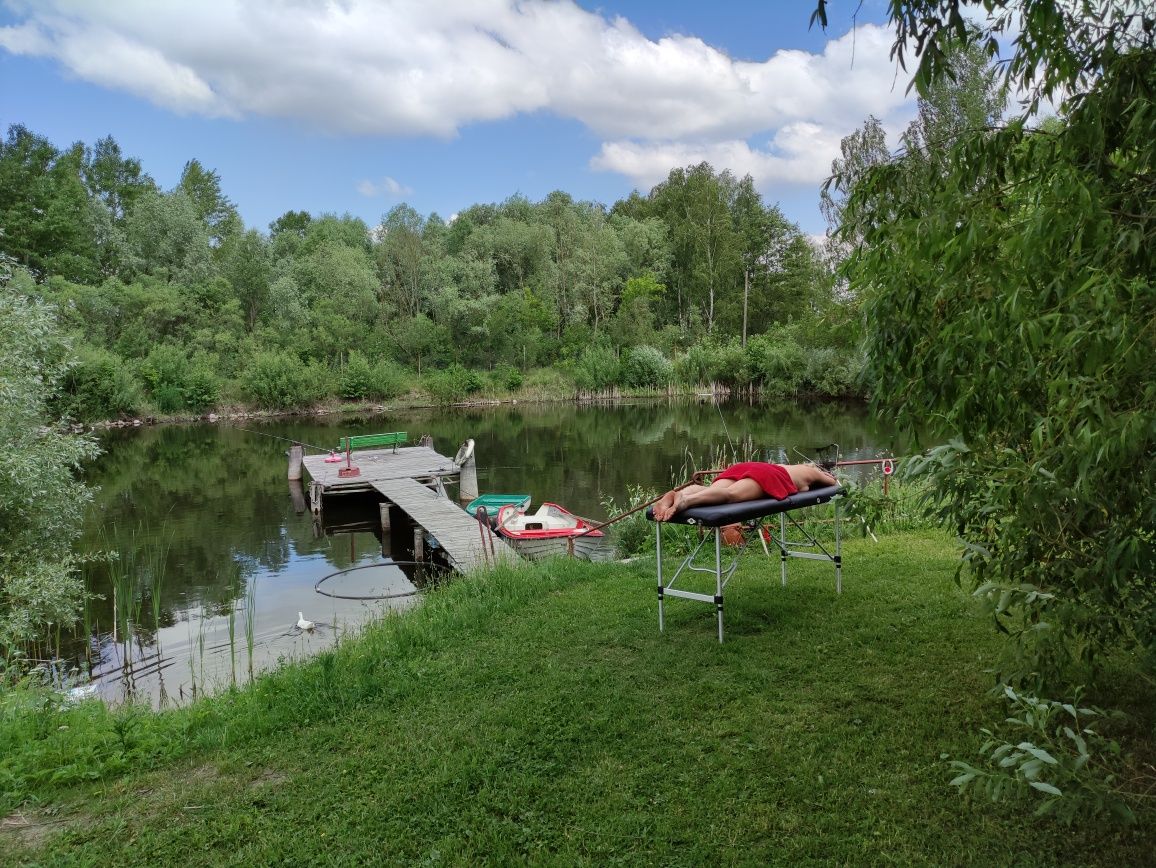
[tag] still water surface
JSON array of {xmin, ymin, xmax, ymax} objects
[{"xmin": 75, "ymin": 398, "xmax": 912, "ymax": 705}]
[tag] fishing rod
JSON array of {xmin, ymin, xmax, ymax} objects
[
  {"xmin": 228, "ymin": 424, "xmax": 332, "ymax": 453},
  {"xmin": 575, "ymin": 469, "xmax": 720, "ymax": 538}
]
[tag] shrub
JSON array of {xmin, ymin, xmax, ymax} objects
[
  {"xmin": 672, "ymin": 342, "xmax": 716, "ymax": 386},
  {"xmin": 0, "ymin": 291, "xmax": 97, "ymax": 656},
  {"xmin": 519, "ymin": 367, "xmax": 571, "ymax": 398},
  {"xmin": 61, "ymin": 346, "xmax": 144, "ymax": 421},
  {"xmin": 673, "ymin": 339, "xmax": 751, "ymax": 388},
  {"xmin": 600, "ymin": 486, "xmax": 659, "ymax": 558},
  {"xmin": 136, "ymin": 345, "xmax": 219, "ymax": 413},
  {"xmin": 800, "ymin": 346, "xmax": 862, "ymax": 398},
  {"xmin": 340, "ymin": 351, "xmax": 375, "ymax": 401},
  {"xmin": 181, "ymin": 361, "xmax": 220, "ymax": 411},
  {"xmin": 747, "ymin": 331, "xmax": 805, "ymax": 397},
  {"xmin": 371, "ymin": 359, "xmax": 408, "ymax": 401},
  {"xmin": 571, "ymin": 345, "xmax": 619, "ymax": 392},
  {"xmin": 424, "ymin": 364, "xmax": 480, "ymax": 405},
  {"xmin": 241, "ymin": 351, "xmax": 323, "ymax": 409},
  {"xmin": 494, "ymin": 363, "xmax": 523, "ymax": 391},
  {"xmin": 949, "ymin": 686, "xmax": 1136, "ymax": 824},
  {"xmin": 619, "ymin": 345, "xmax": 672, "ymax": 389}
]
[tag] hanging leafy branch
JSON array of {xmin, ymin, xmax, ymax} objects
[{"xmin": 813, "ymin": 0, "xmax": 1156, "ymax": 820}]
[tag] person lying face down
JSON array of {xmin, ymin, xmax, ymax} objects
[{"xmin": 651, "ymin": 462, "xmax": 838, "ymax": 522}]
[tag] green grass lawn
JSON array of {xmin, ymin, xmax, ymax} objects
[{"xmin": 3, "ymin": 531, "xmax": 1153, "ymax": 865}]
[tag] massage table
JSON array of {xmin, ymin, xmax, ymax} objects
[{"xmin": 646, "ymin": 484, "xmax": 844, "ymax": 642}]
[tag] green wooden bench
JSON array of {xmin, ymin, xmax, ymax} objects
[{"xmin": 336, "ymin": 432, "xmax": 407, "ymax": 453}]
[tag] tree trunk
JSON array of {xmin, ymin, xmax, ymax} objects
[{"xmin": 742, "ymin": 268, "xmax": 749, "ymax": 348}]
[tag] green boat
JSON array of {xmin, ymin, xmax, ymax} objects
[{"xmin": 466, "ymin": 494, "xmax": 531, "ymax": 525}]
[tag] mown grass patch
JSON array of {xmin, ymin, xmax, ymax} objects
[{"xmin": 2, "ymin": 531, "xmax": 1153, "ymax": 865}]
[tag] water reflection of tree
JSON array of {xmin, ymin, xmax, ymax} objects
[{"xmin": 79, "ymin": 425, "xmax": 315, "ymax": 626}]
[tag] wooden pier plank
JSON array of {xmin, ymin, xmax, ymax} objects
[
  {"xmin": 302, "ymin": 444, "xmax": 517, "ymax": 572},
  {"xmin": 370, "ymin": 476, "xmax": 518, "ymax": 572},
  {"xmin": 302, "ymin": 445, "xmax": 457, "ymax": 492}
]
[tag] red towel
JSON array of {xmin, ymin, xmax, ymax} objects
[{"xmin": 714, "ymin": 462, "xmax": 798, "ymax": 500}]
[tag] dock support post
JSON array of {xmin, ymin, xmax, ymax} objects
[
  {"xmin": 288, "ymin": 480, "xmax": 307, "ymax": 514},
  {"xmin": 287, "ymin": 444, "xmax": 303, "ymax": 481},
  {"xmin": 414, "ymin": 526, "xmax": 425, "ymax": 563},
  {"xmin": 379, "ymin": 503, "xmax": 391, "ymax": 532}
]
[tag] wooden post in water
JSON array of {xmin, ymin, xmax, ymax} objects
[
  {"xmin": 414, "ymin": 526, "xmax": 425, "ymax": 563},
  {"xmin": 458, "ymin": 439, "xmax": 478, "ymax": 504},
  {"xmin": 287, "ymin": 444, "xmax": 304, "ymax": 481},
  {"xmin": 379, "ymin": 502, "xmax": 391, "ymax": 531},
  {"xmin": 288, "ymin": 480, "xmax": 307, "ymax": 514},
  {"xmin": 388, "ymin": 506, "xmax": 408, "ymax": 556}
]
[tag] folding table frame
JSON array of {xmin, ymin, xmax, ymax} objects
[{"xmin": 649, "ymin": 485, "xmax": 844, "ymax": 642}]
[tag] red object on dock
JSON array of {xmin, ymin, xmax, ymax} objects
[{"xmin": 337, "ymin": 442, "xmax": 360, "ymax": 477}]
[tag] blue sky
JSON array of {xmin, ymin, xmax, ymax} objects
[{"xmin": 0, "ymin": 1, "xmax": 913, "ymax": 237}]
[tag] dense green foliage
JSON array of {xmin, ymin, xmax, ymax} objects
[
  {"xmin": 0, "ymin": 280, "xmax": 97, "ymax": 658},
  {"xmin": 0, "ymin": 127, "xmax": 860, "ymax": 419},
  {"xmin": 3, "ymin": 537, "xmax": 1153, "ymax": 862},
  {"xmin": 817, "ymin": 0, "xmax": 1155, "ymax": 819}
]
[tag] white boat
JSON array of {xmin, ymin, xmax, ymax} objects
[{"xmin": 495, "ymin": 502, "xmax": 613, "ymax": 562}]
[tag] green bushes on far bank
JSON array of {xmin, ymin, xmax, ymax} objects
[{"xmin": 49, "ymin": 324, "xmax": 865, "ymax": 421}]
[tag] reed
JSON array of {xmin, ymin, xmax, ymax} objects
[
  {"xmin": 226, "ymin": 567, "xmax": 240, "ymax": 689},
  {"xmin": 195, "ymin": 608, "xmax": 207, "ymax": 693},
  {"xmin": 243, "ymin": 574, "xmax": 257, "ymax": 683},
  {"xmin": 80, "ymin": 574, "xmax": 95, "ymax": 678},
  {"xmin": 147, "ymin": 532, "xmax": 169, "ymax": 635}
]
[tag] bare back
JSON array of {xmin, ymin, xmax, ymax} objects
[{"xmin": 783, "ymin": 463, "xmax": 838, "ymax": 492}]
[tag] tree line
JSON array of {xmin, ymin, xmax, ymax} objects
[{"xmin": 0, "ymin": 130, "xmax": 857, "ymax": 420}]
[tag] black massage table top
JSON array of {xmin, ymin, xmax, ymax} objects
[{"xmin": 646, "ymin": 484, "xmax": 844, "ymax": 527}]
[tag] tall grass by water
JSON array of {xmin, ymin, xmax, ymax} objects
[{"xmin": 1, "ymin": 530, "xmax": 1152, "ymax": 864}]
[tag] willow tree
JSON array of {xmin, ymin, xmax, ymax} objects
[
  {"xmin": 0, "ymin": 276, "xmax": 97, "ymax": 658},
  {"xmin": 817, "ymin": 1, "xmax": 1155, "ymax": 676},
  {"xmin": 812, "ymin": 0, "xmax": 1155, "ymax": 822}
]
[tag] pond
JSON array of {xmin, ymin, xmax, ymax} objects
[{"xmin": 69, "ymin": 398, "xmax": 915, "ymax": 706}]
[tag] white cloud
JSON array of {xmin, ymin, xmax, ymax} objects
[
  {"xmin": 0, "ymin": 0, "xmax": 918, "ymax": 191},
  {"xmin": 591, "ymin": 122, "xmax": 844, "ymax": 190},
  {"xmin": 591, "ymin": 115, "xmax": 913, "ymax": 192},
  {"xmin": 357, "ymin": 176, "xmax": 414, "ymax": 198},
  {"xmin": 0, "ymin": 14, "xmax": 224, "ymax": 115}
]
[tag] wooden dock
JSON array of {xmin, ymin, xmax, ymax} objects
[
  {"xmin": 301, "ymin": 443, "xmax": 456, "ymax": 495},
  {"xmin": 301, "ymin": 444, "xmax": 517, "ymax": 573},
  {"xmin": 371, "ymin": 476, "xmax": 518, "ymax": 572}
]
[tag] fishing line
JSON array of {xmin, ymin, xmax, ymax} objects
[
  {"xmin": 314, "ymin": 562, "xmax": 427, "ymax": 601},
  {"xmin": 714, "ymin": 398, "xmax": 737, "ymax": 461},
  {"xmin": 229, "ymin": 424, "xmax": 331, "ymax": 453}
]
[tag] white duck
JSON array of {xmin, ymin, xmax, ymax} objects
[{"xmin": 297, "ymin": 611, "xmax": 315, "ymax": 631}]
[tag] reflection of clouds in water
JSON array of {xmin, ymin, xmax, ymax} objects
[{"xmin": 88, "ymin": 552, "xmax": 419, "ymax": 708}]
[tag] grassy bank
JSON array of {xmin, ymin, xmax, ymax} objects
[
  {"xmin": 3, "ymin": 532, "xmax": 1153, "ymax": 864},
  {"xmin": 83, "ymin": 367, "xmax": 696, "ymax": 428}
]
